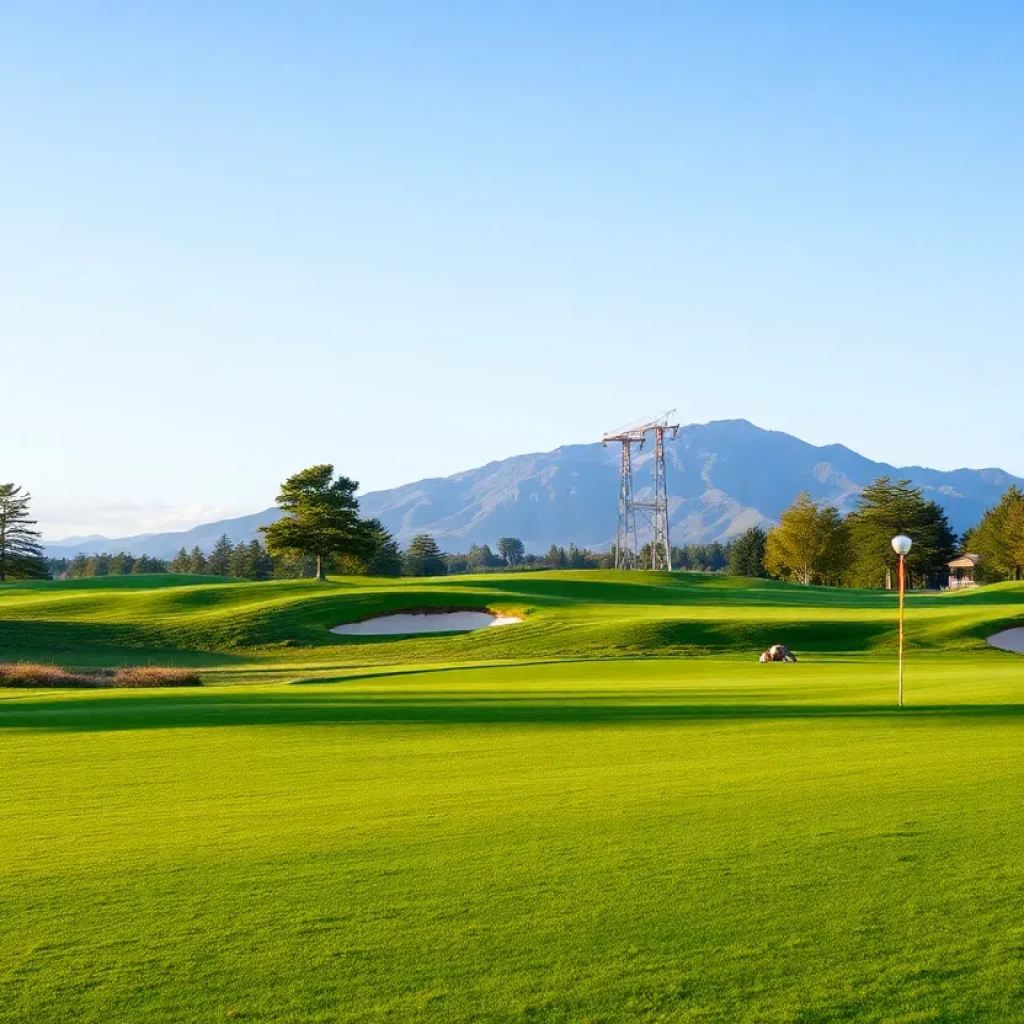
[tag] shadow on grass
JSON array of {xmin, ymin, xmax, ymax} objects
[{"xmin": 4, "ymin": 690, "xmax": 1024, "ymax": 732}]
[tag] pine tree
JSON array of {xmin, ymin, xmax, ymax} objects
[
  {"xmin": 229, "ymin": 541, "xmax": 253, "ymax": 579},
  {"xmin": 261, "ymin": 465, "xmax": 373, "ymax": 581},
  {"xmin": 170, "ymin": 547, "xmax": 190, "ymax": 573},
  {"xmin": 187, "ymin": 546, "xmax": 207, "ymax": 574},
  {"xmin": 846, "ymin": 477, "xmax": 956, "ymax": 589},
  {"xmin": 961, "ymin": 486, "xmax": 1024, "ymax": 583},
  {"xmin": 728, "ymin": 527, "xmax": 769, "ymax": 578},
  {"xmin": 78, "ymin": 554, "xmax": 108, "ymax": 577},
  {"xmin": 131, "ymin": 554, "xmax": 168, "ymax": 575},
  {"xmin": 0, "ymin": 484, "xmax": 45, "ymax": 581},
  {"xmin": 544, "ymin": 544, "xmax": 568, "ymax": 569},
  {"xmin": 250, "ymin": 540, "xmax": 274, "ymax": 580},
  {"xmin": 365, "ymin": 519, "xmax": 403, "ymax": 577},
  {"xmin": 403, "ymin": 535, "xmax": 446, "ymax": 577},
  {"xmin": 108, "ymin": 552, "xmax": 134, "ymax": 576},
  {"xmin": 207, "ymin": 534, "xmax": 234, "ymax": 576}
]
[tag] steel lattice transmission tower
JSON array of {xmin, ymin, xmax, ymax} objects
[{"xmin": 602, "ymin": 411, "xmax": 680, "ymax": 570}]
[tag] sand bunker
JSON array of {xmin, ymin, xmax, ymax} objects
[
  {"xmin": 330, "ymin": 611, "xmax": 523, "ymax": 637},
  {"xmin": 988, "ymin": 628, "xmax": 1024, "ymax": 654}
]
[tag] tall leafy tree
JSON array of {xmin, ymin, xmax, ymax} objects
[
  {"xmin": 403, "ymin": 535, "xmax": 446, "ymax": 577},
  {"xmin": 249, "ymin": 540, "xmax": 275, "ymax": 580},
  {"xmin": 0, "ymin": 484, "xmax": 46, "ymax": 582},
  {"xmin": 846, "ymin": 477, "xmax": 956, "ymax": 589},
  {"xmin": 963, "ymin": 485, "xmax": 1024, "ymax": 582},
  {"xmin": 728, "ymin": 527, "xmax": 768, "ymax": 578},
  {"xmin": 764, "ymin": 493, "xmax": 850, "ymax": 585},
  {"xmin": 261, "ymin": 465, "xmax": 372, "ymax": 581},
  {"xmin": 497, "ymin": 537, "xmax": 526, "ymax": 567}
]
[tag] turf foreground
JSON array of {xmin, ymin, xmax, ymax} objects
[{"xmin": 2, "ymin": 573, "xmax": 1024, "ymax": 1023}]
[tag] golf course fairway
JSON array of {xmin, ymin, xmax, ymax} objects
[{"xmin": 3, "ymin": 571, "xmax": 1024, "ymax": 1023}]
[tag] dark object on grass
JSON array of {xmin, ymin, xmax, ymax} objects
[
  {"xmin": 0, "ymin": 663, "xmax": 202, "ymax": 688},
  {"xmin": 759, "ymin": 645, "xmax": 798, "ymax": 663}
]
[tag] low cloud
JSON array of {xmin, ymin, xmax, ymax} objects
[{"xmin": 37, "ymin": 499, "xmax": 260, "ymax": 542}]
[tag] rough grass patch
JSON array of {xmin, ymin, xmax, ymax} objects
[
  {"xmin": 0, "ymin": 663, "xmax": 201, "ymax": 688},
  {"xmin": 110, "ymin": 666, "xmax": 202, "ymax": 688}
]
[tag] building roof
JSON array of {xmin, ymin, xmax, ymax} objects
[{"xmin": 948, "ymin": 553, "xmax": 981, "ymax": 568}]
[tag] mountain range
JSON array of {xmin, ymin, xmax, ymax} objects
[{"xmin": 43, "ymin": 419, "xmax": 1024, "ymax": 560}]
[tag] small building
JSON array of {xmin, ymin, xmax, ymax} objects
[{"xmin": 948, "ymin": 553, "xmax": 981, "ymax": 590}]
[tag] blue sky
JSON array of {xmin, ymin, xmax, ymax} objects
[{"xmin": 3, "ymin": 2, "xmax": 1023, "ymax": 538}]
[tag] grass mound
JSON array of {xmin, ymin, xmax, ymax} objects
[
  {"xmin": 2, "ymin": 570, "xmax": 1024, "ymax": 681},
  {"xmin": 0, "ymin": 663, "xmax": 202, "ymax": 688}
]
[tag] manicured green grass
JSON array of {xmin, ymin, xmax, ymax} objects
[
  {"xmin": 2, "ymin": 571, "xmax": 1024, "ymax": 678},
  {"xmin": 2, "ymin": 573, "xmax": 1024, "ymax": 1022}
]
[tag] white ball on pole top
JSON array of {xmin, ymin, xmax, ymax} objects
[
  {"xmin": 891, "ymin": 535, "xmax": 913, "ymax": 556},
  {"xmin": 891, "ymin": 534, "xmax": 912, "ymax": 706}
]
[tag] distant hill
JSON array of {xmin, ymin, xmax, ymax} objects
[
  {"xmin": 44, "ymin": 419, "xmax": 1024, "ymax": 558},
  {"xmin": 44, "ymin": 509, "xmax": 282, "ymax": 562}
]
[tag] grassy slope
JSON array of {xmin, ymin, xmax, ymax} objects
[
  {"xmin": 3, "ymin": 574, "xmax": 1024, "ymax": 1023},
  {"xmin": 2, "ymin": 571, "xmax": 1024, "ymax": 680}
]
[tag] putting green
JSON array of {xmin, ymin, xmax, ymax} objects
[{"xmin": 2, "ymin": 573, "xmax": 1024, "ymax": 1022}]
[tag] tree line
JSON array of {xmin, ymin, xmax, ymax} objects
[
  {"xmin": 49, "ymin": 552, "xmax": 171, "ymax": 578},
  {"xmin": 732, "ymin": 476, "xmax": 1000, "ymax": 589},
  {"xmin": 6, "ymin": 469, "xmax": 1024, "ymax": 588}
]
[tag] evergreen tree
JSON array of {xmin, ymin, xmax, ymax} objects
[
  {"xmin": 271, "ymin": 550, "xmax": 317, "ymax": 579},
  {"xmin": 960, "ymin": 486, "xmax": 1024, "ymax": 583},
  {"xmin": 544, "ymin": 544, "xmax": 568, "ymax": 569},
  {"xmin": 131, "ymin": 554, "xmax": 168, "ymax": 574},
  {"xmin": 45, "ymin": 557, "xmax": 70, "ymax": 579},
  {"xmin": 403, "ymin": 535, "xmax": 446, "ymax": 577},
  {"xmin": 170, "ymin": 547, "xmax": 190, "ymax": 573},
  {"xmin": 846, "ymin": 477, "xmax": 956, "ymax": 589},
  {"xmin": 0, "ymin": 484, "xmax": 46, "ymax": 581},
  {"xmin": 187, "ymin": 546, "xmax": 207, "ymax": 574},
  {"xmin": 228, "ymin": 541, "xmax": 254, "ymax": 579},
  {"xmin": 464, "ymin": 544, "xmax": 500, "ymax": 570},
  {"xmin": 77, "ymin": 554, "xmax": 109, "ymax": 577},
  {"xmin": 366, "ymin": 519, "xmax": 403, "ymax": 577},
  {"xmin": 207, "ymin": 534, "xmax": 234, "ymax": 576},
  {"xmin": 728, "ymin": 527, "xmax": 768, "ymax": 577},
  {"xmin": 108, "ymin": 552, "xmax": 134, "ymax": 576},
  {"xmin": 261, "ymin": 465, "xmax": 373, "ymax": 581},
  {"xmin": 249, "ymin": 540, "xmax": 274, "ymax": 580}
]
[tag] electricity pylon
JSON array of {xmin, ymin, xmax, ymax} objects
[{"xmin": 602, "ymin": 411, "xmax": 680, "ymax": 570}]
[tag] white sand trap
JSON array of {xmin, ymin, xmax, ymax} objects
[
  {"xmin": 331, "ymin": 611, "xmax": 522, "ymax": 637},
  {"xmin": 988, "ymin": 628, "xmax": 1024, "ymax": 653}
]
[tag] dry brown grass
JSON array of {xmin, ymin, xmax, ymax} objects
[
  {"xmin": 110, "ymin": 666, "xmax": 202, "ymax": 688},
  {"xmin": 0, "ymin": 663, "xmax": 202, "ymax": 688}
]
